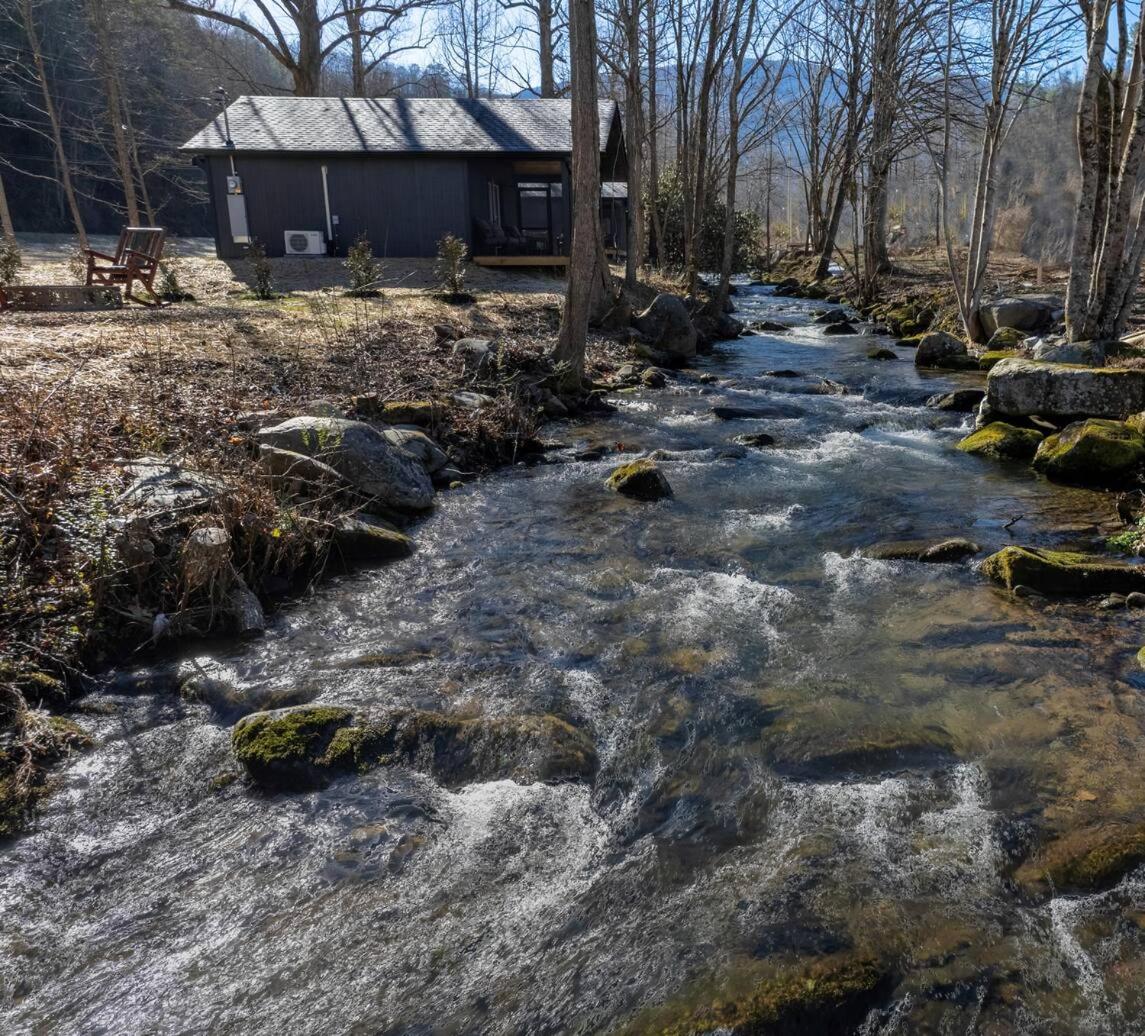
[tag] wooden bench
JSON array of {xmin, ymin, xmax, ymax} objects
[
  {"xmin": 84, "ymin": 226, "xmax": 166, "ymax": 305},
  {"xmin": 0, "ymin": 284, "xmax": 123, "ymax": 312}
]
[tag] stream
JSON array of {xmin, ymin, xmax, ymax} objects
[{"xmin": 3, "ymin": 285, "xmax": 1145, "ymax": 1033}]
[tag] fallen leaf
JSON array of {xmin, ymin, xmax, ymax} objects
[{"xmin": 1074, "ymin": 789, "xmax": 1098, "ymax": 802}]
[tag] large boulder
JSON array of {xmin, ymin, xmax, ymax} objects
[
  {"xmin": 980, "ymin": 545, "xmax": 1145, "ymax": 596},
  {"xmin": 980, "ymin": 295, "xmax": 1061, "ymax": 336},
  {"xmin": 957, "ymin": 422, "xmax": 1044, "ymax": 461},
  {"xmin": 927, "ymin": 388, "xmax": 985, "ymax": 412},
  {"xmin": 606, "ymin": 458, "xmax": 673, "ymax": 500},
  {"xmin": 1032, "ymin": 418, "xmax": 1145, "ymax": 485},
  {"xmin": 632, "ymin": 294, "xmax": 698, "ymax": 364},
  {"xmin": 985, "ymin": 357, "xmax": 1145, "ymax": 421},
  {"xmin": 256, "ymin": 417, "xmax": 434, "ymax": 511},
  {"xmin": 380, "ymin": 428, "xmax": 449, "ymax": 474},
  {"xmin": 915, "ymin": 331, "xmax": 972, "ymax": 369}
]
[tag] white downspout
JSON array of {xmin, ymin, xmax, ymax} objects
[{"xmin": 321, "ymin": 164, "xmax": 333, "ymax": 246}]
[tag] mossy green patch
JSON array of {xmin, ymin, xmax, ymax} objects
[
  {"xmin": 957, "ymin": 422, "xmax": 1044, "ymax": 461},
  {"xmin": 232, "ymin": 706, "xmax": 354, "ymax": 790},
  {"xmin": 978, "ymin": 350, "xmax": 1016, "ymax": 371},
  {"xmin": 1032, "ymin": 418, "xmax": 1145, "ymax": 485},
  {"xmin": 981, "ymin": 545, "xmax": 1145, "ymax": 596}
]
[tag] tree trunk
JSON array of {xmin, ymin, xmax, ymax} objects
[
  {"xmin": 0, "ymin": 173, "xmax": 15, "ymax": 243},
  {"xmin": 538, "ymin": 0, "xmax": 555, "ymax": 96},
  {"xmin": 21, "ymin": 0, "xmax": 87, "ymax": 249},
  {"xmin": 293, "ymin": 0, "xmax": 323, "ymax": 95},
  {"xmin": 646, "ymin": 2, "xmax": 661, "ymax": 266},
  {"xmin": 623, "ymin": 0, "xmax": 642, "ymax": 288},
  {"xmin": 554, "ymin": 0, "xmax": 601, "ymax": 391},
  {"xmin": 88, "ymin": 0, "xmax": 140, "ymax": 225},
  {"xmin": 344, "ymin": 2, "xmax": 367, "ymax": 95}
]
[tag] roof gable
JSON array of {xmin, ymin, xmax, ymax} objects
[{"xmin": 181, "ymin": 96, "xmax": 619, "ymax": 155}]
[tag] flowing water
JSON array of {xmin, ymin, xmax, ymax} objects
[{"xmin": 4, "ymin": 286, "xmax": 1145, "ymax": 1034}]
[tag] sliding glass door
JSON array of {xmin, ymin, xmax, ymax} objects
[{"xmin": 517, "ymin": 180, "xmax": 564, "ymax": 255}]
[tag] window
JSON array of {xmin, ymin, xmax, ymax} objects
[{"xmin": 488, "ymin": 181, "xmax": 502, "ymax": 227}]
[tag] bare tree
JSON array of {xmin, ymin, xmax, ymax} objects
[
  {"xmin": 500, "ymin": 0, "xmax": 565, "ymax": 94},
  {"xmin": 437, "ymin": 0, "xmax": 519, "ymax": 96},
  {"xmin": 166, "ymin": 0, "xmax": 432, "ymax": 95},
  {"xmin": 554, "ymin": 0, "xmax": 602, "ymax": 390},
  {"xmin": 1065, "ymin": 0, "xmax": 1145, "ymax": 342}
]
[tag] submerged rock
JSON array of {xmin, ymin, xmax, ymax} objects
[
  {"xmin": 711, "ymin": 402, "xmax": 806, "ymax": 421},
  {"xmin": 823, "ymin": 321, "xmax": 858, "ymax": 336},
  {"xmin": 928, "ymin": 388, "xmax": 985, "ymax": 412},
  {"xmin": 986, "ymin": 357, "xmax": 1145, "ymax": 421},
  {"xmin": 868, "ymin": 348, "xmax": 896, "ymax": 360},
  {"xmin": 957, "ymin": 422, "xmax": 1044, "ymax": 461},
  {"xmin": 257, "ymin": 417, "xmax": 434, "ymax": 511},
  {"xmin": 735, "ymin": 432, "xmax": 778, "ymax": 448},
  {"xmin": 606, "ymin": 459, "xmax": 673, "ymax": 501},
  {"xmin": 980, "ymin": 545, "xmax": 1145, "ymax": 596},
  {"xmin": 232, "ymin": 706, "xmax": 597, "ymax": 792},
  {"xmin": 863, "ymin": 538, "xmax": 980, "ymax": 563},
  {"xmin": 1015, "ymin": 823, "xmax": 1145, "ymax": 896},
  {"xmin": 1032, "ymin": 418, "xmax": 1145, "ymax": 485}
]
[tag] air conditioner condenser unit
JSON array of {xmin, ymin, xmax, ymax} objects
[{"xmin": 283, "ymin": 230, "xmax": 326, "ymax": 256}]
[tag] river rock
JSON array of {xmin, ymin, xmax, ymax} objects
[
  {"xmin": 957, "ymin": 422, "xmax": 1044, "ymax": 461},
  {"xmin": 868, "ymin": 348, "xmax": 896, "ymax": 360},
  {"xmin": 451, "ymin": 337, "xmax": 497, "ymax": 374},
  {"xmin": 753, "ymin": 320, "xmax": 792, "ymax": 333},
  {"xmin": 735, "ymin": 432, "xmax": 777, "ymax": 448},
  {"xmin": 257, "ymin": 445, "xmax": 348, "ymax": 492},
  {"xmin": 985, "ymin": 326, "xmax": 1028, "ymax": 350},
  {"xmin": 711, "ymin": 401, "xmax": 806, "ymax": 420},
  {"xmin": 980, "ymin": 295, "xmax": 1061, "ymax": 335},
  {"xmin": 986, "ymin": 357, "xmax": 1145, "ymax": 421},
  {"xmin": 823, "ymin": 321, "xmax": 858, "ymax": 335},
  {"xmin": 330, "ymin": 515, "xmax": 414, "ymax": 561},
  {"xmin": 352, "ymin": 398, "xmax": 443, "ymax": 426},
  {"xmin": 632, "ymin": 293, "xmax": 698, "ymax": 364},
  {"xmin": 981, "ymin": 545, "xmax": 1145, "ymax": 596},
  {"xmin": 232, "ymin": 705, "xmax": 597, "ymax": 792},
  {"xmin": 641, "ymin": 367, "xmax": 667, "ymax": 388},
  {"xmin": 256, "ymin": 417, "xmax": 434, "ymax": 511},
  {"xmin": 117, "ymin": 457, "xmax": 229, "ymax": 515},
  {"xmin": 1032, "ymin": 338, "xmax": 1106, "ymax": 366},
  {"xmin": 977, "ymin": 350, "xmax": 1014, "ymax": 371},
  {"xmin": 927, "ymin": 388, "xmax": 985, "ymax": 412},
  {"xmin": 915, "ymin": 331, "xmax": 972, "ymax": 369},
  {"xmin": 812, "ymin": 308, "xmax": 848, "ymax": 325},
  {"xmin": 606, "ymin": 459, "xmax": 672, "ymax": 500},
  {"xmin": 1014, "ymin": 823, "xmax": 1145, "ymax": 897},
  {"xmin": 863, "ymin": 538, "xmax": 980, "ymax": 563},
  {"xmin": 381, "ymin": 428, "xmax": 449, "ymax": 474},
  {"xmin": 1032, "ymin": 418, "xmax": 1145, "ymax": 485}
]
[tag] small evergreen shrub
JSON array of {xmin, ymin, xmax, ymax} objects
[
  {"xmin": 435, "ymin": 233, "xmax": 470, "ymax": 300},
  {"xmin": 344, "ymin": 233, "xmax": 381, "ymax": 296}
]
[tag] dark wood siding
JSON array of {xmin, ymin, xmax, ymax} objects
[{"xmin": 204, "ymin": 153, "xmax": 470, "ymax": 259}]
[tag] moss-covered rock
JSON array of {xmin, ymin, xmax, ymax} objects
[
  {"xmin": 1015, "ymin": 823, "xmax": 1145, "ymax": 896},
  {"xmin": 957, "ymin": 422, "xmax": 1044, "ymax": 461},
  {"xmin": 980, "ymin": 545, "xmax": 1145, "ymax": 596},
  {"xmin": 978, "ymin": 350, "xmax": 1016, "ymax": 371},
  {"xmin": 330, "ymin": 515, "xmax": 414, "ymax": 561},
  {"xmin": 233, "ymin": 707, "xmax": 597, "ymax": 791},
  {"xmin": 765, "ymin": 724, "xmax": 959, "ymax": 779},
  {"xmin": 0, "ymin": 714, "xmax": 93, "ymax": 839},
  {"xmin": 232, "ymin": 706, "xmax": 355, "ymax": 791},
  {"xmin": 607, "ymin": 459, "xmax": 673, "ymax": 501},
  {"xmin": 623, "ymin": 953, "xmax": 893, "ymax": 1035},
  {"xmin": 1032, "ymin": 418, "xmax": 1145, "ymax": 485},
  {"xmin": 863, "ymin": 538, "xmax": 980, "ymax": 563}
]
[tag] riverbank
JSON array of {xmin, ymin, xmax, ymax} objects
[{"xmin": 4, "ymin": 253, "xmax": 705, "ymax": 834}]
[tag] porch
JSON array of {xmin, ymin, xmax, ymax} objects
[{"xmin": 473, "ymin": 254, "xmax": 569, "ymax": 268}]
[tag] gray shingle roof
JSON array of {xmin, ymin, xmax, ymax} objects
[{"xmin": 181, "ymin": 96, "xmax": 618, "ymax": 155}]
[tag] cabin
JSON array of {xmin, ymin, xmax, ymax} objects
[{"xmin": 180, "ymin": 96, "xmax": 628, "ymax": 266}]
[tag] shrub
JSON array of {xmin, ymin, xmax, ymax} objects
[
  {"xmin": 644, "ymin": 164, "xmax": 761, "ymax": 273},
  {"xmin": 246, "ymin": 239, "xmax": 274, "ymax": 299},
  {"xmin": 157, "ymin": 244, "xmax": 193, "ymax": 302},
  {"xmin": 344, "ymin": 233, "xmax": 381, "ymax": 296},
  {"xmin": 435, "ymin": 233, "xmax": 468, "ymax": 297},
  {"xmin": 0, "ymin": 238, "xmax": 21, "ymax": 286}
]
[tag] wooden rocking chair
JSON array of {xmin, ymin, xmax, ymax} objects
[{"xmin": 84, "ymin": 227, "xmax": 167, "ymax": 305}]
